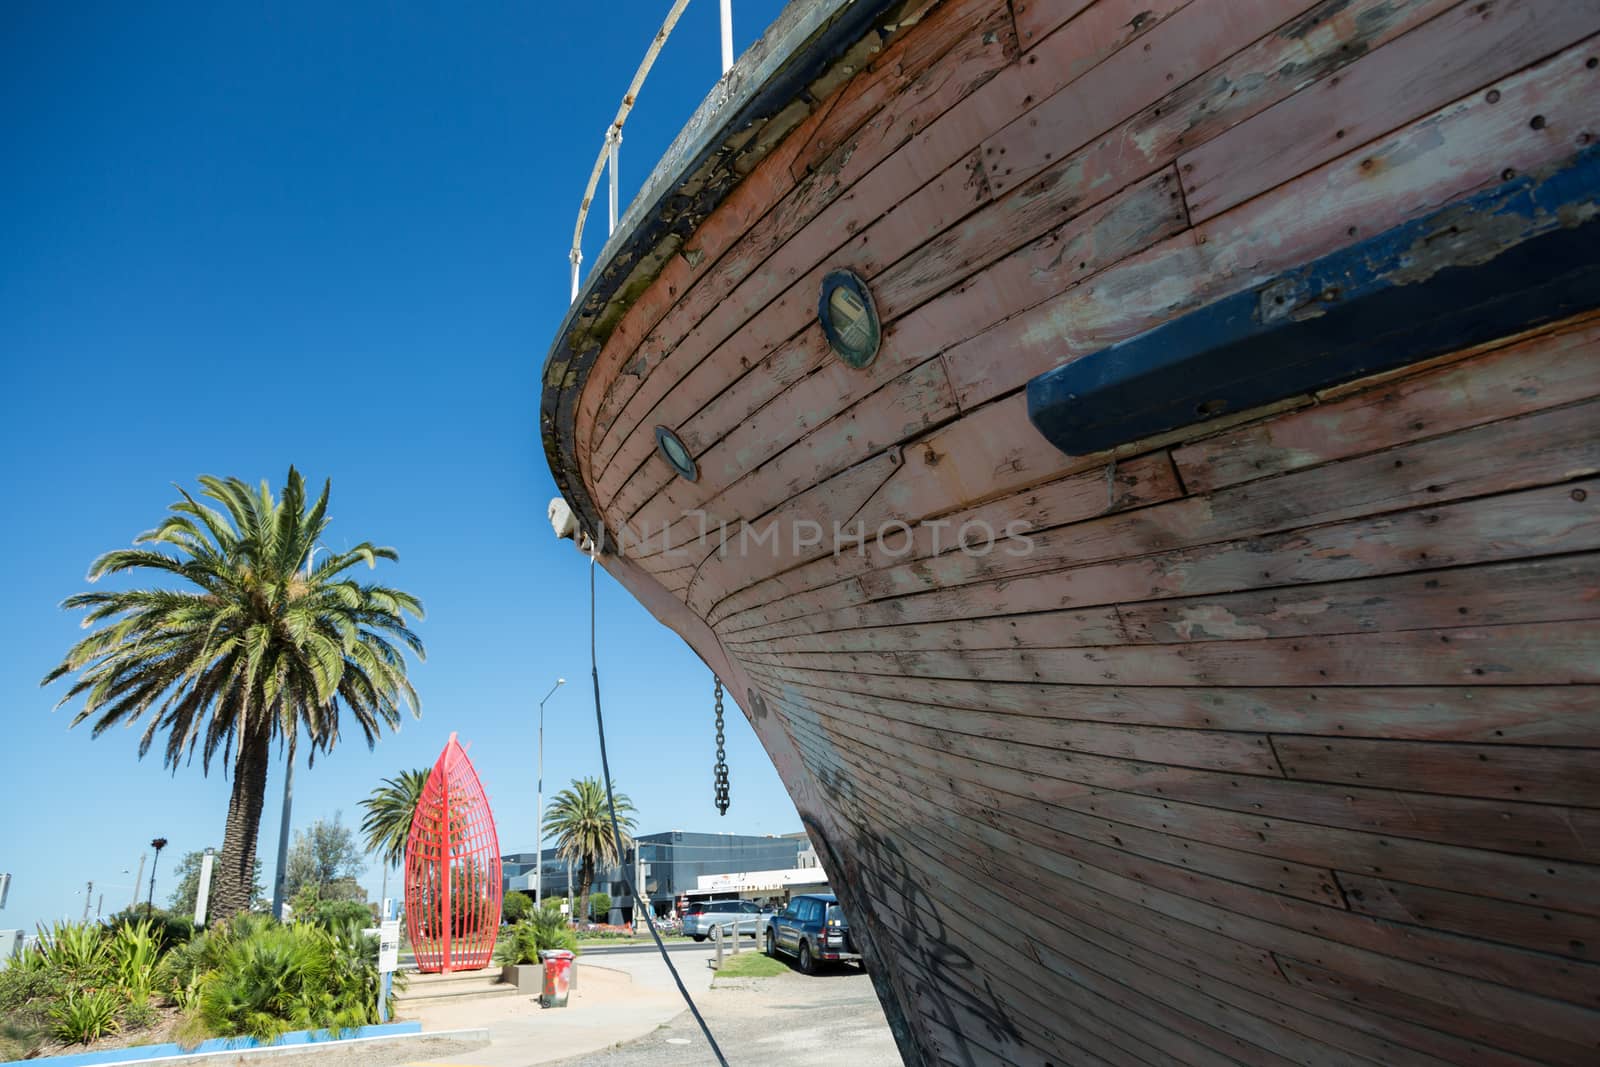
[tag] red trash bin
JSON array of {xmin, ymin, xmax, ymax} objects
[{"xmin": 539, "ymin": 950, "xmax": 575, "ymax": 1008}]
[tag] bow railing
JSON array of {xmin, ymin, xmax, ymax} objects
[{"xmin": 569, "ymin": 0, "xmax": 734, "ymax": 302}]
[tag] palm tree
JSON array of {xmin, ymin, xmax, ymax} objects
[
  {"xmin": 359, "ymin": 768, "xmax": 430, "ymax": 867},
  {"xmin": 543, "ymin": 777, "xmax": 636, "ymax": 921},
  {"xmin": 43, "ymin": 468, "xmax": 425, "ymax": 919}
]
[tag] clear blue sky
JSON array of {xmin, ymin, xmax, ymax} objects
[{"xmin": 1, "ymin": 0, "xmax": 795, "ymax": 932}]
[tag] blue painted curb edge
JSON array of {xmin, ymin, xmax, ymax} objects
[{"xmin": 1, "ymin": 1022, "xmax": 423, "ymax": 1067}]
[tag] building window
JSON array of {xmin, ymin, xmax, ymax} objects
[{"xmin": 819, "ymin": 269, "xmax": 881, "ymax": 368}]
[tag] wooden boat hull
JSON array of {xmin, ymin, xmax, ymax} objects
[{"xmin": 541, "ymin": 1, "xmax": 1600, "ymax": 1062}]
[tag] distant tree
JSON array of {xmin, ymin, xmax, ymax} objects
[
  {"xmin": 358, "ymin": 769, "xmax": 430, "ymax": 869},
  {"xmin": 543, "ymin": 778, "xmax": 635, "ymax": 925},
  {"xmin": 169, "ymin": 850, "xmax": 264, "ymax": 916},
  {"xmin": 588, "ymin": 892, "xmax": 612, "ymax": 922},
  {"xmin": 502, "ymin": 891, "xmax": 533, "ymax": 924},
  {"xmin": 285, "ymin": 813, "xmax": 367, "ymax": 903},
  {"xmin": 41, "ymin": 468, "xmax": 425, "ymax": 919}
]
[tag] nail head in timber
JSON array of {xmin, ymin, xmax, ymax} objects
[
  {"xmin": 819, "ymin": 268, "xmax": 882, "ymax": 369},
  {"xmin": 404, "ymin": 733, "xmax": 502, "ymax": 973}
]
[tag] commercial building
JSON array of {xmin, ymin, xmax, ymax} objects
[{"xmin": 503, "ymin": 830, "xmax": 820, "ymax": 923}]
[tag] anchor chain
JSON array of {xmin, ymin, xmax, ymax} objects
[{"xmin": 713, "ymin": 675, "xmax": 730, "ymax": 815}]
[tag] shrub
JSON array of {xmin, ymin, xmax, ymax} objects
[
  {"xmin": 588, "ymin": 892, "xmax": 611, "ymax": 921},
  {"xmin": 50, "ymin": 987, "xmax": 123, "ymax": 1044},
  {"xmin": 121, "ymin": 999, "xmax": 160, "ymax": 1030},
  {"xmin": 493, "ymin": 912, "xmax": 578, "ymax": 966},
  {"xmin": 109, "ymin": 920, "xmax": 163, "ymax": 1008},
  {"xmin": 501, "ymin": 891, "xmax": 533, "ymax": 924},
  {"xmin": 539, "ymin": 895, "xmax": 565, "ymax": 914},
  {"xmin": 190, "ymin": 918, "xmax": 383, "ymax": 1040},
  {"xmin": 109, "ymin": 907, "xmax": 194, "ymax": 951},
  {"xmin": 1, "ymin": 942, "xmax": 65, "ymax": 1058},
  {"xmin": 38, "ymin": 920, "xmax": 111, "ymax": 983},
  {"xmin": 304, "ymin": 899, "xmax": 374, "ymax": 930}
]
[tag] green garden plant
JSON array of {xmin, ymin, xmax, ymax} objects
[
  {"xmin": 38, "ymin": 920, "xmax": 111, "ymax": 983},
  {"xmin": 49, "ymin": 987, "xmax": 123, "ymax": 1044},
  {"xmin": 501, "ymin": 890, "xmax": 533, "ymax": 924},
  {"xmin": 493, "ymin": 912, "xmax": 578, "ymax": 966},
  {"xmin": 109, "ymin": 919, "xmax": 163, "ymax": 1009}
]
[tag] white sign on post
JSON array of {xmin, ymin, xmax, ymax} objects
[
  {"xmin": 378, "ymin": 920, "xmax": 401, "ymax": 973},
  {"xmin": 560, "ymin": 902, "xmax": 569, "ymax": 914}
]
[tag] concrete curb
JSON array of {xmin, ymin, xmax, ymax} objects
[{"xmin": 6, "ymin": 1029, "xmax": 492, "ymax": 1067}]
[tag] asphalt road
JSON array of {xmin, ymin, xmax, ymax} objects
[{"xmin": 545, "ymin": 965, "xmax": 901, "ymax": 1067}]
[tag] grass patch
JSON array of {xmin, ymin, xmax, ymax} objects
[{"xmin": 714, "ymin": 953, "xmax": 788, "ymax": 979}]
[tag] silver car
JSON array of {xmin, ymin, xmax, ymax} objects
[{"xmin": 682, "ymin": 899, "xmax": 761, "ymax": 941}]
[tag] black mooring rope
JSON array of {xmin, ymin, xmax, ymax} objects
[{"xmin": 588, "ymin": 553, "xmax": 730, "ymax": 1066}]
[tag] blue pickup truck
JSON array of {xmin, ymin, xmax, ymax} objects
[{"xmin": 764, "ymin": 893, "xmax": 861, "ymax": 973}]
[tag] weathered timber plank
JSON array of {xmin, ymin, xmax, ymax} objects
[
  {"xmin": 1049, "ymin": 783, "xmax": 1600, "ymax": 919},
  {"xmin": 717, "ymin": 476, "xmax": 1600, "ymax": 638},
  {"xmin": 613, "ymin": 165, "xmax": 1184, "ymax": 543},
  {"xmin": 587, "ymin": 7, "xmax": 1018, "ymax": 473},
  {"xmin": 573, "ymin": 85, "xmax": 846, "ymax": 464},
  {"xmin": 787, "ymin": 0, "xmax": 1007, "ymax": 179},
  {"xmin": 982, "ymin": 0, "xmax": 1320, "ymax": 196},
  {"xmin": 745, "ymin": 620, "xmax": 1600, "ymax": 688},
  {"xmin": 1118, "ymin": 554, "xmax": 1600, "ymax": 643},
  {"xmin": 1180, "ymin": 0, "xmax": 1600, "ymax": 222},
  {"xmin": 584, "ymin": 0, "xmax": 1013, "ymax": 456},
  {"xmin": 805, "ymin": 771, "xmax": 1331, "ymax": 1067},
  {"xmin": 595, "ymin": 142, "xmax": 986, "ymax": 511},
  {"xmin": 906, "ymin": 0, "xmax": 1469, "ymax": 395},
  {"xmin": 747, "ymin": 657, "xmax": 1600, "ymax": 748},
  {"xmin": 1276, "ymin": 956, "xmax": 1596, "ymax": 1066},
  {"xmin": 857, "ymin": 398, "xmax": 1600, "ymax": 601},
  {"xmin": 1174, "ymin": 312, "xmax": 1600, "ymax": 492},
  {"xmin": 1009, "ymin": 0, "xmax": 1096, "ymax": 52},
  {"xmin": 631, "ymin": 357, "xmax": 957, "ymax": 576},
  {"xmin": 754, "ymin": 670, "xmax": 1600, "ymax": 863},
  {"xmin": 787, "ymin": 711, "xmax": 1600, "ymax": 1043},
  {"xmin": 809, "ymin": 739, "xmax": 1570, "ymax": 1065},
  {"xmin": 946, "ymin": 38, "xmax": 1600, "ymax": 409},
  {"xmin": 723, "ymin": 603, "xmax": 1128, "ymax": 653},
  {"xmin": 676, "ymin": 450, "xmax": 901, "ymax": 602},
  {"xmin": 1272, "ymin": 735, "xmax": 1600, "ymax": 807},
  {"xmin": 1337, "ymin": 872, "xmax": 1600, "ymax": 961},
  {"xmin": 707, "ymin": 448, "xmax": 1181, "ymax": 628},
  {"xmin": 763, "ymin": 669, "xmax": 1283, "ymax": 774}
]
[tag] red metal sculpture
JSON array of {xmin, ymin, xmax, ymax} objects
[{"xmin": 404, "ymin": 733, "xmax": 502, "ymax": 972}]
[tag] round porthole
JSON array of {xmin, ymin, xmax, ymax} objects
[
  {"xmin": 819, "ymin": 269, "xmax": 881, "ymax": 368},
  {"xmin": 654, "ymin": 425, "xmax": 698, "ymax": 482}
]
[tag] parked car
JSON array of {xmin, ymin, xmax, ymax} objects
[
  {"xmin": 765, "ymin": 893, "xmax": 860, "ymax": 973},
  {"xmin": 681, "ymin": 898, "xmax": 762, "ymax": 941}
]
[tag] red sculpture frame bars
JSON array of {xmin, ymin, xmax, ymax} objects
[{"xmin": 404, "ymin": 733, "xmax": 503, "ymax": 972}]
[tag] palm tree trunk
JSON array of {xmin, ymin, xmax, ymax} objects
[
  {"xmin": 212, "ymin": 725, "xmax": 271, "ymax": 919},
  {"xmin": 578, "ymin": 858, "xmax": 593, "ymax": 923}
]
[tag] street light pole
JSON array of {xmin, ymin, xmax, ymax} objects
[
  {"xmin": 271, "ymin": 543, "xmax": 325, "ymax": 920},
  {"xmin": 535, "ymin": 678, "xmax": 565, "ymax": 908},
  {"xmin": 146, "ymin": 838, "xmax": 167, "ymax": 920}
]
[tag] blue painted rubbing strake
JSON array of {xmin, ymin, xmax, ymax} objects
[{"xmin": 1025, "ymin": 145, "xmax": 1600, "ymax": 456}]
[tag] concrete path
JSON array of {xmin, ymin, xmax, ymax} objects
[{"xmin": 392, "ymin": 947, "xmax": 718, "ymax": 1067}]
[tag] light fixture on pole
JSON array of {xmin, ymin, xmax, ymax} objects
[
  {"xmin": 535, "ymin": 678, "xmax": 566, "ymax": 908},
  {"xmin": 146, "ymin": 837, "xmax": 168, "ymax": 920}
]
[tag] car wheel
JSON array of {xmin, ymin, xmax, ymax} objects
[
  {"xmin": 798, "ymin": 940, "xmax": 816, "ymax": 975},
  {"xmin": 692, "ymin": 934, "xmax": 706, "ymax": 942},
  {"xmin": 765, "ymin": 930, "xmax": 777, "ymax": 957}
]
